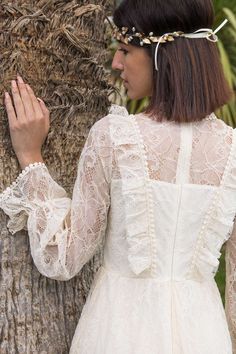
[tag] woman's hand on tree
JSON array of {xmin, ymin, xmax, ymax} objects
[{"xmin": 4, "ymin": 75, "xmax": 50, "ymax": 170}]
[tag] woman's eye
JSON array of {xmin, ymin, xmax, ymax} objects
[{"xmin": 118, "ymin": 48, "xmax": 128, "ymax": 55}]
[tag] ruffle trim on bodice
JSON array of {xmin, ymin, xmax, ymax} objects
[
  {"xmin": 109, "ymin": 105, "xmax": 156, "ymax": 276},
  {"xmin": 122, "ymin": 177, "xmax": 152, "ymax": 274},
  {"xmin": 187, "ymin": 129, "xmax": 236, "ymax": 281}
]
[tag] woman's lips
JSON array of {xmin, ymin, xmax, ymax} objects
[
  {"xmin": 121, "ymin": 76, "xmax": 128, "ymax": 83},
  {"xmin": 121, "ymin": 76, "xmax": 129, "ymax": 88}
]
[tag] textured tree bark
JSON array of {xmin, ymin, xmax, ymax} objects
[{"xmin": 0, "ymin": 1, "xmax": 114, "ymax": 352}]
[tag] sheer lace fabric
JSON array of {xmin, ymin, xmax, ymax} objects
[
  {"xmin": 134, "ymin": 113, "xmax": 232, "ymax": 185},
  {"xmin": 0, "ymin": 104, "xmax": 236, "ymax": 353},
  {"xmin": 0, "ymin": 118, "xmax": 112, "ymax": 280}
]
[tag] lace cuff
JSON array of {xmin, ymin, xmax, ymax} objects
[{"xmin": 0, "ymin": 162, "xmax": 70, "ymax": 235}]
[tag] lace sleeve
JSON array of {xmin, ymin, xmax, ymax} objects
[
  {"xmin": 0, "ymin": 117, "xmax": 112, "ymax": 281},
  {"xmin": 225, "ymin": 219, "xmax": 236, "ymax": 352}
]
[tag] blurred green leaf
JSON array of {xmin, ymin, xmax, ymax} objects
[
  {"xmin": 217, "ymin": 39, "xmax": 233, "ymax": 88},
  {"xmin": 223, "ymin": 7, "xmax": 236, "ymax": 31}
]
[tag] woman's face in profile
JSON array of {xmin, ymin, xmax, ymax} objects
[{"xmin": 112, "ymin": 42, "xmax": 153, "ymax": 100}]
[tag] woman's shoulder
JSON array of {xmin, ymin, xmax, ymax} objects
[
  {"xmin": 108, "ymin": 104, "xmax": 130, "ymax": 117},
  {"xmin": 211, "ymin": 114, "xmax": 235, "ymax": 137},
  {"xmin": 92, "ymin": 104, "xmax": 131, "ymax": 131},
  {"xmin": 87, "ymin": 105, "xmax": 131, "ymax": 146}
]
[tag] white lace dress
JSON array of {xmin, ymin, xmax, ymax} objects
[{"xmin": 1, "ymin": 104, "xmax": 236, "ymax": 354}]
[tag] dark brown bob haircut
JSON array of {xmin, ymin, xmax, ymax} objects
[{"xmin": 113, "ymin": 0, "xmax": 233, "ymax": 123}]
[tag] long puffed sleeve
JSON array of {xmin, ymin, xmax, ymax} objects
[
  {"xmin": 225, "ymin": 220, "xmax": 236, "ymax": 353},
  {"xmin": 0, "ymin": 117, "xmax": 112, "ymax": 281}
]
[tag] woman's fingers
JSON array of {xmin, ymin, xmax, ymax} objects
[
  {"xmin": 4, "ymin": 77, "xmax": 50, "ymax": 171},
  {"xmin": 25, "ymin": 84, "xmax": 45, "ymax": 119},
  {"xmin": 38, "ymin": 98, "xmax": 50, "ymax": 131},
  {"xmin": 10, "ymin": 76, "xmax": 48, "ymax": 125},
  {"xmin": 6, "ymin": 76, "xmax": 50, "ymax": 134},
  {"xmin": 11, "ymin": 80, "xmax": 26, "ymax": 122},
  {"xmin": 4, "ymin": 92, "xmax": 17, "ymax": 129},
  {"xmin": 25, "ymin": 83, "xmax": 50, "ymax": 133},
  {"xmin": 16, "ymin": 75, "xmax": 35, "ymax": 120},
  {"xmin": 37, "ymin": 97, "xmax": 49, "ymax": 115}
]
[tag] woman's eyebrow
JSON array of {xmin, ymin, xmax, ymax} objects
[{"xmin": 119, "ymin": 42, "xmax": 129, "ymax": 49}]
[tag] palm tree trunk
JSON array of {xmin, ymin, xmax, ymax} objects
[{"xmin": 0, "ymin": 1, "xmax": 114, "ymax": 352}]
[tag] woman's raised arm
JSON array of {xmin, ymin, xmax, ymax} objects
[{"xmin": 0, "ymin": 77, "xmax": 112, "ymax": 280}]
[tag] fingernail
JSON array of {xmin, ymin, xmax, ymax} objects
[
  {"xmin": 11, "ymin": 80, "xmax": 17, "ymax": 88},
  {"xmin": 5, "ymin": 92, "xmax": 10, "ymax": 98},
  {"xmin": 37, "ymin": 97, "xmax": 44, "ymax": 103},
  {"xmin": 17, "ymin": 75, "xmax": 24, "ymax": 84}
]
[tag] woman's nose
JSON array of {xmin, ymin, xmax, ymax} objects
[{"xmin": 112, "ymin": 50, "xmax": 124, "ymax": 71}]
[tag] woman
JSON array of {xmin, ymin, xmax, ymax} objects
[{"xmin": 1, "ymin": 0, "xmax": 236, "ymax": 353}]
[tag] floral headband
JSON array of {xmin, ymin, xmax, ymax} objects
[{"xmin": 110, "ymin": 19, "xmax": 228, "ymax": 71}]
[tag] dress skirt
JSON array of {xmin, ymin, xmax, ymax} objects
[{"xmin": 69, "ymin": 265, "xmax": 232, "ymax": 354}]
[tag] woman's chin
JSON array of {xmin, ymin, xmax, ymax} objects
[
  {"xmin": 127, "ymin": 92, "xmax": 145, "ymax": 100},
  {"xmin": 126, "ymin": 89, "xmax": 142, "ymax": 100}
]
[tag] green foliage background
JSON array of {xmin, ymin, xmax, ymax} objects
[{"xmin": 213, "ymin": 0, "xmax": 236, "ymax": 128}]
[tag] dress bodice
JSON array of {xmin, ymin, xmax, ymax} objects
[{"xmin": 102, "ymin": 106, "xmax": 236, "ymax": 282}]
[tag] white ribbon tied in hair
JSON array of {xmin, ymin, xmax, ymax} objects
[{"xmin": 154, "ymin": 19, "xmax": 228, "ymax": 71}]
